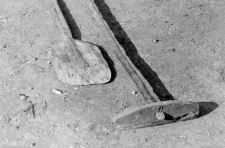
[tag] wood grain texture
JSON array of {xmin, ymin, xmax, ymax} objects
[
  {"xmin": 53, "ymin": 37, "xmax": 111, "ymax": 85},
  {"xmin": 51, "ymin": 0, "xmax": 111, "ymax": 85}
]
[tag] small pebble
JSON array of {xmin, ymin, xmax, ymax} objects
[
  {"xmin": 114, "ymin": 98, "xmax": 119, "ymax": 104},
  {"xmin": 131, "ymin": 91, "xmax": 137, "ymax": 95},
  {"xmin": 52, "ymin": 89, "xmax": 63, "ymax": 95},
  {"xmin": 153, "ymin": 39, "xmax": 160, "ymax": 43},
  {"xmin": 62, "ymin": 96, "xmax": 70, "ymax": 102},
  {"xmin": 19, "ymin": 94, "xmax": 29, "ymax": 100},
  {"xmin": 34, "ymin": 57, "xmax": 38, "ymax": 61},
  {"xmin": 30, "ymin": 143, "xmax": 36, "ymax": 146}
]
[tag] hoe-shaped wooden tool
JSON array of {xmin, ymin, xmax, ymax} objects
[
  {"xmin": 51, "ymin": 0, "xmax": 111, "ymax": 85},
  {"xmin": 88, "ymin": 0, "xmax": 199, "ymax": 129}
]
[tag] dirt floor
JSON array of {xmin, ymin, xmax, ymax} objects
[{"xmin": 0, "ymin": 0, "xmax": 225, "ymax": 147}]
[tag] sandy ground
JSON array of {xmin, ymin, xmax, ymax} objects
[{"xmin": 0, "ymin": 0, "xmax": 225, "ymax": 147}]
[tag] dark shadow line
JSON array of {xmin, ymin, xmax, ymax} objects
[
  {"xmin": 197, "ymin": 101, "xmax": 218, "ymax": 118},
  {"xmin": 98, "ymin": 45, "xmax": 117, "ymax": 82},
  {"xmin": 57, "ymin": 0, "xmax": 116, "ymax": 80},
  {"xmin": 57, "ymin": 0, "xmax": 82, "ymax": 39},
  {"xmin": 94, "ymin": 0, "xmax": 174, "ymax": 101}
]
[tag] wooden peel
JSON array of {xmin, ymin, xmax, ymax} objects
[
  {"xmin": 88, "ymin": 0, "xmax": 199, "ymax": 129},
  {"xmin": 51, "ymin": 0, "xmax": 111, "ymax": 85}
]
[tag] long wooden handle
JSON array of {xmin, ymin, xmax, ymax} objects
[
  {"xmin": 88, "ymin": 0, "xmax": 158, "ymax": 102},
  {"xmin": 51, "ymin": 0, "xmax": 72, "ymax": 38}
]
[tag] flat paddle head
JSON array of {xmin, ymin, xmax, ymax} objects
[
  {"xmin": 52, "ymin": 37, "xmax": 111, "ymax": 85},
  {"xmin": 112, "ymin": 100, "xmax": 199, "ymax": 130}
]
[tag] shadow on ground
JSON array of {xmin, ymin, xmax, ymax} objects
[
  {"xmin": 94, "ymin": 0, "xmax": 174, "ymax": 101},
  {"xmin": 57, "ymin": 0, "xmax": 116, "ymax": 81},
  {"xmin": 98, "ymin": 45, "xmax": 117, "ymax": 82},
  {"xmin": 57, "ymin": 0, "xmax": 82, "ymax": 39},
  {"xmin": 58, "ymin": 0, "xmax": 220, "ymax": 118},
  {"xmin": 197, "ymin": 101, "xmax": 219, "ymax": 118}
]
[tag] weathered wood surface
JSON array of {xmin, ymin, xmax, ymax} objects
[
  {"xmin": 51, "ymin": 0, "xmax": 111, "ymax": 85},
  {"xmin": 53, "ymin": 37, "xmax": 111, "ymax": 85}
]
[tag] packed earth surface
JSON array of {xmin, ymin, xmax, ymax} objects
[{"xmin": 0, "ymin": 0, "xmax": 225, "ymax": 147}]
